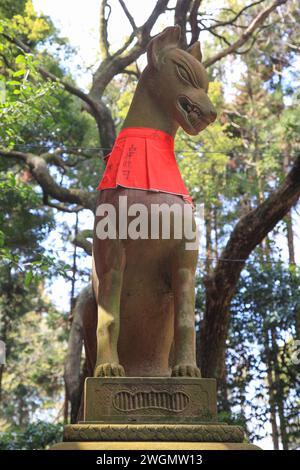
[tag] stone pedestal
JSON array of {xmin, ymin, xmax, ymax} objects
[
  {"xmin": 84, "ymin": 377, "xmax": 217, "ymax": 423},
  {"xmin": 52, "ymin": 441, "xmax": 261, "ymax": 450},
  {"xmin": 51, "ymin": 377, "xmax": 260, "ymax": 450}
]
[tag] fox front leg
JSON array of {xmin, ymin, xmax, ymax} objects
[
  {"xmin": 93, "ymin": 239, "xmax": 126, "ymax": 378},
  {"xmin": 171, "ymin": 246, "xmax": 201, "ymax": 378}
]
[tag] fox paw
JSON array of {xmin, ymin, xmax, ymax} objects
[
  {"xmin": 94, "ymin": 363, "xmax": 125, "ymax": 377},
  {"xmin": 172, "ymin": 364, "xmax": 201, "ymax": 377}
]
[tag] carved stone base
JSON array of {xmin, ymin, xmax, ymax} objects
[
  {"xmin": 52, "ymin": 441, "xmax": 261, "ymax": 450},
  {"xmin": 63, "ymin": 423, "xmax": 244, "ymax": 442},
  {"xmin": 51, "ymin": 377, "xmax": 261, "ymax": 451},
  {"xmin": 84, "ymin": 377, "xmax": 217, "ymax": 423}
]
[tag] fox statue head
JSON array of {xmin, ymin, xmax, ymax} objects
[{"xmin": 124, "ymin": 25, "xmax": 217, "ymax": 136}]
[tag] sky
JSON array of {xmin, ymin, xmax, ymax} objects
[
  {"xmin": 32, "ymin": 0, "xmax": 226, "ymax": 89},
  {"xmin": 33, "ymin": 0, "xmax": 174, "ymax": 90},
  {"xmin": 30, "ymin": 0, "xmax": 299, "ymax": 450}
]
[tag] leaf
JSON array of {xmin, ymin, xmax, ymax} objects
[
  {"xmin": 24, "ymin": 271, "xmax": 33, "ymax": 288},
  {"xmin": 6, "ymin": 80, "xmax": 20, "ymax": 86},
  {"xmin": 13, "ymin": 90, "xmax": 21, "ymax": 95},
  {"xmin": 13, "ymin": 70, "xmax": 26, "ymax": 77},
  {"xmin": 0, "ymin": 230, "xmax": 5, "ymax": 247},
  {"xmin": 15, "ymin": 55, "xmax": 26, "ymax": 65}
]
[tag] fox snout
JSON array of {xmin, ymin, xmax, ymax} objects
[
  {"xmin": 177, "ymin": 91, "xmax": 217, "ymax": 133},
  {"xmin": 203, "ymin": 104, "xmax": 217, "ymax": 124},
  {"xmin": 197, "ymin": 91, "xmax": 217, "ymax": 124}
]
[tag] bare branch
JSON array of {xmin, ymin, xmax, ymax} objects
[
  {"xmin": 189, "ymin": 0, "xmax": 201, "ymax": 45},
  {"xmin": 89, "ymin": 0, "xmax": 169, "ymax": 99},
  {"xmin": 234, "ymin": 35, "xmax": 259, "ymax": 55},
  {"xmin": 207, "ymin": 0, "xmax": 267, "ymax": 31},
  {"xmin": 141, "ymin": 0, "xmax": 170, "ymax": 35},
  {"xmin": 174, "ymin": 0, "xmax": 192, "ymax": 48},
  {"xmin": 99, "ymin": 0, "xmax": 111, "ymax": 58},
  {"xmin": 204, "ymin": 0, "xmax": 288, "ymax": 67},
  {"xmin": 112, "ymin": 32, "xmax": 136, "ymax": 59},
  {"xmin": 118, "ymin": 0, "xmax": 137, "ymax": 31},
  {"xmin": 206, "ymin": 28, "xmax": 232, "ymax": 47}
]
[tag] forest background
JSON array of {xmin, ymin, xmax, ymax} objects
[{"xmin": 0, "ymin": 0, "xmax": 299, "ymax": 450}]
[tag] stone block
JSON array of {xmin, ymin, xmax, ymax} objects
[{"xmin": 83, "ymin": 377, "xmax": 217, "ymax": 423}]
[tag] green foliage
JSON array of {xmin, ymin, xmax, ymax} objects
[
  {"xmin": 0, "ymin": 2, "xmax": 59, "ymax": 147},
  {"xmin": 176, "ymin": 81, "xmax": 241, "ymax": 205},
  {"xmin": 0, "ymin": 0, "xmax": 95, "ymax": 151},
  {"xmin": 0, "ymin": 0, "xmax": 54, "ymax": 44},
  {"xmin": 0, "ymin": 171, "xmax": 52, "ymax": 249},
  {"xmin": 0, "ymin": 307, "xmax": 67, "ymax": 428},
  {"xmin": 0, "ymin": 0, "xmax": 299, "ymax": 450},
  {"xmin": 228, "ymin": 257, "xmax": 300, "ymax": 444},
  {"xmin": 0, "ymin": 0, "xmax": 27, "ymax": 19},
  {"xmin": 0, "ymin": 170, "xmax": 71, "ymax": 283},
  {"xmin": 0, "ymin": 421, "xmax": 63, "ymax": 449},
  {"xmin": 105, "ymin": 75, "xmax": 136, "ymax": 131}
]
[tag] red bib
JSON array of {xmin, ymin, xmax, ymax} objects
[{"xmin": 97, "ymin": 127, "xmax": 193, "ymax": 205}]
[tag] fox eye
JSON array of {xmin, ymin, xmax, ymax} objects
[{"xmin": 176, "ymin": 65, "xmax": 192, "ymax": 85}]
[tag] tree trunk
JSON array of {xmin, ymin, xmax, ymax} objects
[
  {"xmin": 0, "ymin": 266, "xmax": 11, "ymax": 404},
  {"xmin": 200, "ymin": 152, "xmax": 300, "ymax": 379},
  {"xmin": 217, "ymin": 351, "xmax": 230, "ymax": 413},
  {"xmin": 204, "ymin": 203, "xmax": 213, "ymax": 275},
  {"xmin": 64, "ymin": 289, "xmax": 84, "ymax": 424},
  {"xmin": 213, "ymin": 204, "xmax": 219, "ymax": 261},
  {"xmin": 0, "ymin": 365, "xmax": 4, "ymax": 403},
  {"xmin": 64, "ymin": 284, "xmax": 96, "ymax": 423},
  {"xmin": 282, "ymin": 146, "xmax": 295, "ymax": 265},
  {"xmin": 264, "ymin": 327, "xmax": 280, "ymax": 449},
  {"xmin": 271, "ymin": 327, "xmax": 289, "ymax": 450},
  {"xmin": 63, "ymin": 385, "xmax": 69, "ymax": 424},
  {"xmin": 286, "ymin": 212, "xmax": 295, "ymax": 265}
]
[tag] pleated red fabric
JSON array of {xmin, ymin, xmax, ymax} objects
[{"xmin": 97, "ymin": 127, "xmax": 193, "ymax": 205}]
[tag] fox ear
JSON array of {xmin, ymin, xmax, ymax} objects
[
  {"xmin": 186, "ymin": 41, "xmax": 202, "ymax": 62},
  {"xmin": 147, "ymin": 25, "xmax": 181, "ymax": 69}
]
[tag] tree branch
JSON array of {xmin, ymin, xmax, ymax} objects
[
  {"xmin": 207, "ymin": 0, "xmax": 267, "ymax": 31},
  {"xmin": 200, "ymin": 152, "xmax": 300, "ymax": 378},
  {"xmin": 0, "ymin": 148, "xmax": 97, "ymax": 212},
  {"xmin": 174, "ymin": 0, "xmax": 192, "ymax": 48},
  {"xmin": 118, "ymin": 0, "xmax": 137, "ymax": 31},
  {"xmin": 1, "ymin": 32, "xmax": 116, "ymax": 149},
  {"xmin": 117, "ymin": 68, "xmax": 140, "ymax": 79},
  {"xmin": 43, "ymin": 192, "xmax": 84, "ymax": 213},
  {"xmin": 2, "ymin": 34, "xmax": 99, "ymax": 113},
  {"xmin": 89, "ymin": 0, "xmax": 169, "ymax": 100},
  {"xmin": 206, "ymin": 28, "xmax": 232, "ymax": 47},
  {"xmin": 189, "ymin": 0, "xmax": 201, "ymax": 45},
  {"xmin": 204, "ymin": 0, "xmax": 287, "ymax": 67},
  {"xmin": 64, "ymin": 285, "xmax": 85, "ymax": 423},
  {"xmin": 41, "ymin": 148, "xmax": 67, "ymax": 170},
  {"xmin": 73, "ymin": 230, "xmax": 93, "ymax": 255},
  {"xmin": 287, "ymin": 42, "xmax": 300, "ymax": 52},
  {"xmin": 112, "ymin": 32, "xmax": 136, "ymax": 58},
  {"xmin": 99, "ymin": 0, "xmax": 111, "ymax": 58}
]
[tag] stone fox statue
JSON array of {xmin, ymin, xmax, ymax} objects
[{"xmin": 85, "ymin": 25, "xmax": 216, "ymax": 379}]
